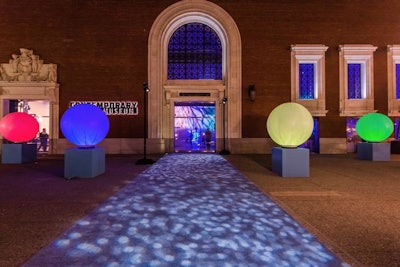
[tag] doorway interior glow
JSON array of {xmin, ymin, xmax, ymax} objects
[
  {"xmin": 3, "ymin": 99, "xmax": 50, "ymax": 151},
  {"xmin": 174, "ymin": 102, "xmax": 216, "ymax": 153}
]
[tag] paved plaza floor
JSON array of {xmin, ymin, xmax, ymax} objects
[{"xmin": 1, "ymin": 152, "xmax": 399, "ymax": 266}]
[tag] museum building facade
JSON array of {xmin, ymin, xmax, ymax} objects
[{"xmin": 1, "ymin": 0, "xmax": 400, "ymax": 154}]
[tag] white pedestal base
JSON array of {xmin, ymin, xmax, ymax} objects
[
  {"xmin": 1, "ymin": 143, "xmax": 37, "ymax": 164},
  {"xmin": 64, "ymin": 147, "xmax": 105, "ymax": 178},
  {"xmin": 272, "ymin": 147, "xmax": 309, "ymax": 177},
  {"xmin": 357, "ymin": 142, "xmax": 390, "ymax": 161}
]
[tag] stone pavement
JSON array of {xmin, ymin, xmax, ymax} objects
[
  {"xmin": 225, "ymin": 153, "xmax": 400, "ymax": 267},
  {"xmin": 1, "ymin": 153, "xmax": 399, "ymax": 266},
  {"xmin": 22, "ymin": 154, "xmax": 348, "ymax": 267}
]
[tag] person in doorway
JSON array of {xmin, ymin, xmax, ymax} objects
[
  {"xmin": 37, "ymin": 128, "xmax": 49, "ymax": 152},
  {"xmin": 192, "ymin": 128, "xmax": 199, "ymax": 145},
  {"xmin": 203, "ymin": 128, "xmax": 211, "ymax": 147}
]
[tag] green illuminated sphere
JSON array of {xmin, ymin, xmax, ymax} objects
[
  {"xmin": 266, "ymin": 102, "xmax": 313, "ymax": 148},
  {"xmin": 355, "ymin": 113, "xmax": 393, "ymax": 142}
]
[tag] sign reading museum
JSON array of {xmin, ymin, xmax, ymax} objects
[{"xmin": 70, "ymin": 101, "xmax": 139, "ymax": 115}]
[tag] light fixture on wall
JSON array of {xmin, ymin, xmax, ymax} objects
[{"xmin": 248, "ymin": 84, "xmax": 256, "ymax": 101}]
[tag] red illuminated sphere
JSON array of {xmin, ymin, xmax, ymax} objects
[{"xmin": 0, "ymin": 112, "xmax": 39, "ymax": 143}]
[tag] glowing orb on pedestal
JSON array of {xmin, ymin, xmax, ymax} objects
[
  {"xmin": 266, "ymin": 102, "xmax": 313, "ymax": 148},
  {"xmin": 61, "ymin": 104, "xmax": 109, "ymax": 148},
  {"xmin": 356, "ymin": 113, "xmax": 393, "ymax": 142},
  {"xmin": 0, "ymin": 112, "xmax": 39, "ymax": 143}
]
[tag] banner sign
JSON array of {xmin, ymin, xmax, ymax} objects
[{"xmin": 70, "ymin": 101, "xmax": 139, "ymax": 115}]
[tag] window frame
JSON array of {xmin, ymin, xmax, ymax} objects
[
  {"xmin": 339, "ymin": 44, "xmax": 377, "ymax": 116},
  {"xmin": 387, "ymin": 45, "xmax": 400, "ymax": 116},
  {"xmin": 291, "ymin": 44, "xmax": 328, "ymax": 116}
]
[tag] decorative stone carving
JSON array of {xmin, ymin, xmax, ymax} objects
[{"xmin": 0, "ymin": 48, "xmax": 57, "ymax": 82}]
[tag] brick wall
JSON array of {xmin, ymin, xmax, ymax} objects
[{"xmin": 1, "ymin": 0, "xmax": 399, "ymax": 138}]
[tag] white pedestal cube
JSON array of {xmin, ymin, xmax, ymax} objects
[
  {"xmin": 2, "ymin": 143, "xmax": 37, "ymax": 164},
  {"xmin": 272, "ymin": 147, "xmax": 309, "ymax": 177},
  {"xmin": 357, "ymin": 142, "xmax": 390, "ymax": 161},
  {"xmin": 64, "ymin": 147, "xmax": 105, "ymax": 178}
]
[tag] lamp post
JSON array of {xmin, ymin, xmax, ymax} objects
[
  {"xmin": 219, "ymin": 97, "xmax": 230, "ymax": 155},
  {"xmin": 136, "ymin": 82, "xmax": 155, "ymax": 165}
]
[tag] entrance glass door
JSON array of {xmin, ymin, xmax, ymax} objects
[{"xmin": 174, "ymin": 102, "xmax": 216, "ymax": 152}]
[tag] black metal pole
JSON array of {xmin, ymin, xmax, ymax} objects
[
  {"xmin": 136, "ymin": 82, "xmax": 155, "ymax": 165},
  {"xmin": 219, "ymin": 97, "xmax": 230, "ymax": 155}
]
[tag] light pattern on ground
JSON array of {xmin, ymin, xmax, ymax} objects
[{"xmin": 23, "ymin": 154, "xmax": 349, "ymax": 267}]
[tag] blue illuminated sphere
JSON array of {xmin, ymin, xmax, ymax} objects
[{"xmin": 61, "ymin": 104, "xmax": 110, "ymax": 148}]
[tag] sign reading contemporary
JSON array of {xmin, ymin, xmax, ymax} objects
[{"xmin": 70, "ymin": 101, "xmax": 139, "ymax": 115}]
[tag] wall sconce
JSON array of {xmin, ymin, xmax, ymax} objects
[{"xmin": 248, "ymin": 85, "xmax": 256, "ymax": 101}]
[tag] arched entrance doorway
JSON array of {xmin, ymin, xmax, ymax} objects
[{"xmin": 147, "ymin": 0, "xmax": 242, "ymax": 153}]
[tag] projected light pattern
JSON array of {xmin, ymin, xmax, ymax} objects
[
  {"xmin": 24, "ymin": 154, "xmax": 349, "ymax": 267},
  {"xmin": 175, "ymin": 104, "xmax": 215, "ymax": 131}
]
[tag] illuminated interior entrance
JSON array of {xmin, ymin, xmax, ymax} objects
[
  {"xmin": 174, "ymin": 102, "xmax": 216, "ymax": 152},
  {"xmin": 3, "ymin": 99, "xmax": 51, "ymax": 152}
]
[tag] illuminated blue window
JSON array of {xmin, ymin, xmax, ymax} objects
[
  {"xmin": 168, "ymin": 23, "xmax": 222, "ymax": 80},
  {"xmin": 396, "ymin": 64, "xmax": 400, "ymax": 99},
  {"xmin": 299, "ymin": 63, "xmax": 315, "ymax": 99},
  {"xmin": 348, "ymin": 63, "xmax": 362, "ymax": 99}
]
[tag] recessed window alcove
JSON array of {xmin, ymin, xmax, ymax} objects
[{"xmin": 147, "ymin": 0, "xmax": 242, "ymax": 153}]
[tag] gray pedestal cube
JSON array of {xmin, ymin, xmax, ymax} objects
[
  {"xmin": 357, "ymin": 142, "xmax": 390, "ymax": 161},
  {"xmin": 2, "ymin": 143, "xmax": 37, "ymax": 164},
  {"xmin": 272, "ymin": 147, "xmax": 309, "ymax": 177},
  {"xmin": 64, "ymin": 147, "xmax": 105, "ymax": 178}
]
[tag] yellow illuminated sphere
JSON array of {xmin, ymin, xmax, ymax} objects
[{"xmin": 266, "ymin": 102, "xmax": 313, "ymax": 148}]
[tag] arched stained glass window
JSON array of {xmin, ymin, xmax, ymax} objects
[{"xmin": 168, "ymin": 23, "xmax": 222, "ymax": 80}]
